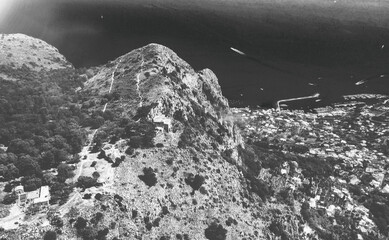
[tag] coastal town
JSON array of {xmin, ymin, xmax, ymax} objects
[{"xmin": 232, "ymin": 96, "xmax": 389, "ymax": 238}]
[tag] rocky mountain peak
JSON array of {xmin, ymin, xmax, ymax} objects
[{"xmin": 84, "ymin": 43, "xmax": 243, "ymax": 154}]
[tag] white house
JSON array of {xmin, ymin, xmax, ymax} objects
[
  {"xmin": 153, "ymin": 115, "xmax": 172, "ymax": 132},
  {"xmin": 14, "ymin": 185, "xmax": 50, "ymax": 207}
]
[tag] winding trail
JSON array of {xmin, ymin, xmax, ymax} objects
[
  {"xmin": 85, "ymin": 58, "xmax": 123, "ymax": 149},
  {"xmin": 88, "ymin": 129, "xmax": 98, "ymax": 148},
  {"xmin": 102, "ymin": 103, "xmax": 108, "ymax": 112},
  {"xmin": 108, "ymin": 65, "xmax": 118, "ymax": 93},
  {"xmin": 87, "ymin": 58, "xmax": 123, "ymax": 148},
  {"xmin": 58, "ymin": 191, "xmax": 81, "ymax": 215},
  {"xmin": 136, "ymin": 56, "xmax": 145, "ymax": 107},
  {"xmin": 105, "ymin": 58, "xmax": 122, "ymax": 111}
]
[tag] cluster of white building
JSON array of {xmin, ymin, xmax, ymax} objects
[{"xmin": 14, "ymin": 185, "xmax": 50, "ymax": 208}]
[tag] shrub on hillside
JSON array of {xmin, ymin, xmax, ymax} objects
[
  {"xmin": 367, "ymin": 201, "xmax": 389, "ymax": 236},
  {"xmin": 125, "ymin": 147, "xmax": 134, "ymax": 155},
  {"xmin": 246, "ymin": 176, "xmax": 272, "ymax": 201},
  {"xmin": 156, "ymin": 143, "xmax": 164, "ymax": 148},
  {"xmin": 49, "ymin": 215, "xmax": 64, "ymax": 228},
  {"xmin": 301, "ymin": 201, "xmax": 311, "ymax": 221},
  {"xmin": 111, "ymin": 156, "xmax": 125, "ymax": 168},
  {"xmin": 77, "ymin": 176, "xmax": 97, "ymax": 189},
  {"xmin": 89, "ymin": 116, "xmax": 105, "ymax": 129},
  {"xmin": 49, "ymin": 181, "xmax": 73, "ymax": 205},
  {"xmin": 67, "ymin": 154, "xmax": 81, "ymax": 164},
  {"xmin": 74, "ymin": 217, "xmax": 88, "ymax": 230},
  {"xmin": 92, "ymin": 171, "xmax": 100, "ymax": 179},
  {"xmin": 83, "ymin": 194, "xmax": 92, "ymax": 199},
  {"xmin": 43, "ymin": 230, "xmax": 57, "ymax": 240},
  {"xmin": 22, "ymin": 176, "xmax": 42, "ymax": 191},
  {"xmin": 133, "ymin": 104, "xmax": 157, "ymax": 120},
  {"xmin": 26, "ymin": 204, "xmax": 40, "ymax": 215},
  {"xmin": 3, "ymin": 182, "xmax": 13, "ymax": 192},
  {"xmin": 65, "ymin": 206, "xmax": 79, "ymax": 219},
  {"xmin": 90, "ymin": 212, "xmax": 104, "ymax": 225},
  {"xmin": 2, "ymin": 193, "xmax": 17, "ymax": 204},
  {"xmin": 178, "ymin": 127, "xmax": 194, "ymax": 148},
  {"xmin": 57, "ymin": 163, "xmax": 74, "ymax": 181},
  {"xmin": 204, "ymin": 222, "xmax": 227, "ymax": 240},
  {"xmin": 97, "ymin": 150, "xmax": 106, "ymax": 159},
  {"xmin": 138, "ymin": 167, "xmax": 157, "ymax": 187},
  {"xmin": 95, "ymin": 193, "xmax": 102, "ymax": 201},
  {"xmin": 97, "ymin": 228, "xmax": 109, "ymax": 240},
  {"xmin": 185, "ymin": 174, "xmax": 205, "ymax": 192},
  {"xmin": 122, "ymin": 120, "xmax": 155, "ymax": 148},
  {"xmin": 81, "ymin": 226, "xmax": 98, "ymax": 240},
  {"xmin": 269, "ymin": 221, "xmax": 288, "ymax": 239}
]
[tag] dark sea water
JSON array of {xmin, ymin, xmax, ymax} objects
[{"xmin": 1, "ymin": 0, "xmax": 389, "ymax": 108}]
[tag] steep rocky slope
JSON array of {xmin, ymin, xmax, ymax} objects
[{"xmin": 62, "ymin": 43, "xmax": 267, "ymax": 239}]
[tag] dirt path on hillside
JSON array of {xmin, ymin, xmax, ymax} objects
[{"xmin": 136, "ymin": 56, "xmax": 145, "ymax": 107}]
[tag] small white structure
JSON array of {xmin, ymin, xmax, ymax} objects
[{"xmin": 153, "ymin": 115, "xmax": 172, "ymax": 132}]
